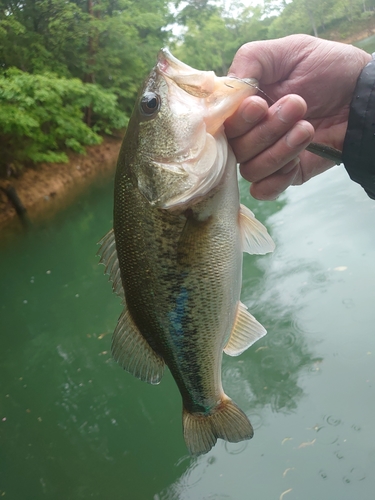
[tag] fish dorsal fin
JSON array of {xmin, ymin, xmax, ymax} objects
[
  {"xmin": 224, "ymin": 302, "xmax": 266, "ymax": 356},
  {"xmin": 112, "ymin": 308, "xmax": 165, "ymax": 385},
  {"xmin": 97, "ymin": 229, "xmax": 124, "ymax": 300},
  {"xmin": 239, "ymin": 204, "xmax": 275, "ymax": 255}
]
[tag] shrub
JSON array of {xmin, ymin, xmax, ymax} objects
[{"xmin": 0, "ymin": 69, "xmax": 127, "ymax": 175}]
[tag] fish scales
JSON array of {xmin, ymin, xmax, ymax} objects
[
  {"xmin": 98, "ymin": 49, "xmax": 275, "ymax": 455},
  {"xmin": 115, "ymin": 166, "xmax": 238, "ymax": 412}
]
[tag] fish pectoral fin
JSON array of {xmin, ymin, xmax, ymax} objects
[
  {"xmin": 239, "ymin": 204, "xmax": 275, "ymax": 255},
  {"xmin": 183, "ymin": 396, "xmax": 253, "ymax": 456},
  {"xmin": 224, "ymin": 302, "xmax": 266, "ymax": 356},
  {"xmin": 97, "ymin": 229, "xmax": 124, "ymax": 300},
  {"xmin": 112, "ymin": 308, "xmax": 165, "ymax": 385}
]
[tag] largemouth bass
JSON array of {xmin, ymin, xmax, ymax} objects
[{"xmin": 98, "ymin": 49, "xmax": 275, "ymax": 456}]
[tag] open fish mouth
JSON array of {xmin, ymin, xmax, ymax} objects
[{"xmin": 157, "ymin": 48, "xmax": 258, "ymax": 101}]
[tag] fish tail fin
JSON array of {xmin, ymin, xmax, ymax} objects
[{"xmin": 182, "ymin": 396, "xmax": 254, "ymax": 456}]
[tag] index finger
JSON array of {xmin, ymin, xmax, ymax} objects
[{"xmin": 225, "ymin": 95, "xmax": 268, "ymax": 139}]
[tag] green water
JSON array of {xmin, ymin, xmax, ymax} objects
[
  {"xmin": 1, "ymin": 166, "xmax": 375, "ymax": 499},
  {"xmin": 354, "ymin": 34, "xmax": 375, "ymax": 53}
]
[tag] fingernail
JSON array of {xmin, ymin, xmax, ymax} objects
[
  {"xmin": 242, "ymin": 100, "xmax": 267, "ymax": 124},
  {"xmin": 277, "ymin": 96, "xmax": 303, "ymax": 124},
  {"xmin": 286, "ymin": 124, "xmax": 312, "ymax": 148}
]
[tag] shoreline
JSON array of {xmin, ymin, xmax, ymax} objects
[{"xmin": 0, "ymin": 135, "xmax": 122, "ymax": 231}]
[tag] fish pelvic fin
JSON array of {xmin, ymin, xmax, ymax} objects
[
  {"xmin": 97, "ymin": 229, "xmax": 124, "ymax": 300},
  {"xmin": 112, "ymin": 309, "xmax": 165, "ymax": 385},
  {"xmin": 182, "ymin": 397, "xmax": 254, "ymax": 456},
  {"xmin": 224, "ymin": 301, "xmax": 267, "ymax": 356},
  {"xmin": 239, "ymin": 204, "xmax": 275, "ymax": 255}
]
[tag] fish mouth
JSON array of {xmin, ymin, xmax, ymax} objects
[
  {"xmin": 157, "ymin": 48, "xmax": 217, "ymax": 98},
  {"xmin": 157, "ymin": 48, "xmax": 199, "ymax": 81},
  {"xmin": 157, "ymin": 48, "xmax": 258, "ymax": 100}
]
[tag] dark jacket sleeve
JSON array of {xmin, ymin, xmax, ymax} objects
[{"xmin": 342, "ymin": 56, "xmax": 375, "ymax": 199}]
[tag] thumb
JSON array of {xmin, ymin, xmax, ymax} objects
[
  {"xmin": 228, "ymin": 35, "xmax": 316, "ymax": 84},
  {"xmin": 228, "ymin": 40, "xmax": 267, "ymax": 81}
]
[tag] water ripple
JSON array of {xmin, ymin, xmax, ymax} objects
[
  {"xmin": 324, "ymin": 415, "xmax": 342, "ymax": 427},
  {"xmin": 224, "ymin": 440, "xmax": 248, "ymax": 455},
  {"xmin": 248, "ymin": 412, "xmax": 263, "ymax": 431},
  {"xmin": 343, "ymin": 467, "xmax": 366, "ymax": 483}
]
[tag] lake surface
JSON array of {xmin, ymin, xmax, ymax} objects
[
  {"xmin": 1, "ymin": 166, "xmax": 375, "ymax": 499},
  {"xmin": 354, "ymin": 34, "xmax": 375, "ymax": 53}
]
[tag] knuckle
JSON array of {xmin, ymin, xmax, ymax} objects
[
  {"xmin": 256, "ymin": 122, "xmax": 281, "ymax": 147},
  {"xmin": 265, "ymin": 147, "xmax": 282, "ymax": 169}
]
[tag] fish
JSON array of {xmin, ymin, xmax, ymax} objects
[{"xmin": 98, "ymin": 49, "xmax": 275, "ymax": 456}]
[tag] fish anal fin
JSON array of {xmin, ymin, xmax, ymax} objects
[
  {"xmin": 239, "ymin": 204, "xmax": 275, "ymax": 255},
  {"xmin": 112, "ymin": 308, "xmax": 165, "ymax": 385},
  {"xmin": 224, "ymin": 302, "xmax": 266, "ymax": 356},
  {"xmin": 97, "ymin": 229, "xmax": 124, "ymax": 299},
  {"xmin": 183, "ymin": 396, "xmax": 253, "ymax": 456}
]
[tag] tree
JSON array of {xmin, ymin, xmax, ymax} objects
[
  {"xmin": 0, "ymin": 0, "xmax": 88, "ymax": 76},
  {"xmin": 0, "ymin": 0, "xmax": 170, "ymax": 114},
  {"xmin": 0, "ymin": 0, "xmax": 171, "ymax": 171},
  {"xmin": 171, "ymin": 1, "xmax": 269, "ymax": 75},
  {"xmin": 0, "ymin": 69, "xmax": 127, "ymax": 175}
]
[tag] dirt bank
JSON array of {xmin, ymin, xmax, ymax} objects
[{"xmin": 0, "ymin": 135, "xmax": 122, "ymax": 230}]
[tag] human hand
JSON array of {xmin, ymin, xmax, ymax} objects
[{"xmin": 225, "ymin": 34, "xmax": 371, "ymax": 200}]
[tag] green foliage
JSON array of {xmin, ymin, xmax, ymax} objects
[
  {"xmin": 171, "ymin": 2, "xmax": 269, "ymax": 75},
  {"xmin": 267, "ymin": 0, "xmax": 315, "ymax": 37},
  {"xmin": 267, "ymin": 0, "xmax": 371, "ymax": 38},
  {"xmin": 0, "ymin": 0, "xmax": 170, "ymax": 111},
  {"xmin": 0, "ymin": 69, "xmax": 127, "ymax": 175},
  {"xmin": 0, "ymin": 0, "xmax": 169, "ymax": 174},
  {"xmin": 0, "ymin": 0, "xmax": 374, "ymax": 176},
  {"xmin": 0, "ymin": 0, "xmax": 88, "ymax": 76},
  {"xmin": 174, "ymin": 0, "xmax": 375, "ymax": 61},
  {"xmin": 173, "ymin": 9, "xmax": 234, "ymax": 73},
  {"xmin": 86, "ymin": 0, "xmax": 170, "ymax": 115}
]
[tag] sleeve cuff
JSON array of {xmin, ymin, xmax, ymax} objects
[{"xmin": 342, "ymin": 54, "xmax": 375, "ymax": 199}]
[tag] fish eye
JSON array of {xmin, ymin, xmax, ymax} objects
[{"xmin": 140, "ymin": 92, "xmax": 160, "ymax": 117}]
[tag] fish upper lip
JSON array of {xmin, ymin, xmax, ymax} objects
[
  {"xmin": 155, "ymin": 48, "xmax": 217, "ymax": 97},
  {"xmin": 156, "ymin": 48, "xmax": 258, "ymax": 84},
  {"xmin": 156, "ymin": 49, "xmax": 258, "ymax": 98},
  {"xmin": 156, "ymin": 48, "xmax": 187, "ymax": 78}
]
